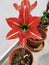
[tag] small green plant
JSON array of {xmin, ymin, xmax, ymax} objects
[
  {"xmin": 40, "ymin": 1, "xmax": 49, "ymax": 25},
  {"xmin": 40, "ymin": 11, "xmax": 49, "ymax": 25}
]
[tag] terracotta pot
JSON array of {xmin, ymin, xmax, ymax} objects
[
  {"xmin": 27, "ymin": 39, "xmax": 44, "ymax": 48},
  {"xmin": 27, "ymin": 29, "xmax": 46, "ymax": 48},
  {"xmin": 9, "ymin": 48, "xmax": 33, "ymax": 65}
]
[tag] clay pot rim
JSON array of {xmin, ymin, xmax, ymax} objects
[
  {"xmin": 9, "ymin": 47, "xmax": 33, "ymax": 65},
  {"xmin": 28, "ymin": 38, "xmax": 44, "ymax": 43}
]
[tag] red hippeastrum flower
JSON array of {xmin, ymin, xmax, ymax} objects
[
  {"xmin": 6, "ymin": 6, "xmax": 41, "ymax": 48},
  {"xmin": 13, "ymin": 0, "xmax": 37, "ymax": 12}
]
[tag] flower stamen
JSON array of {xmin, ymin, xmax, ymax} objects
[{"xmin": 20, "ymin": 24, "xmax": 28, "ymax": 31}]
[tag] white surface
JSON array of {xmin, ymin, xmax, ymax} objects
[
  {"xmin": 38, "ymin": 53, "xmax": 49, "ymax": 65},
  {"xmin": 0, "ymin": 39, "xmax": 19, "ymax": 61},
  {"xmin": 0, "ymin": 0, "xmax": 48, "ymax": 61}
]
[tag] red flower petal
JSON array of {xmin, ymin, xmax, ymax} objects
[
  {"xmin": 30, "ymin": 1, "xmax": 37, "ymax": 11},
  {"xmin": 22, "ymin": 0, "xmax": 30, "ymax": 11},
  {"xmin": 13, "ymin": 1, "xmax": 24, "ymax": 11},
  {"xmin": 26, "ymin": 16, "xmax": 36, "ymax": 25},
  {"xmin": 19, "ymin": 8, "xmax": 32, "ymax": 24},
  {"xmin": 13, "ymin": 0, "xmax": 37, "ymax": 12},
  {"xmin": 19, "ymin": 33, "xmax": 27, "ymax": 48},
  {"xmin": 13, "ymin": 3, "xmax": 21, "ymax": 11},
  {"xmin": 6, "ymin": 18, "xmax": 22, "ymax": 28},
  {"xmin": 28, "ymin": 17, "xmax": 40, "ymax": 28},
  {"xmin": 13, "ymin": 0, "xmax": 24, "ymax": 12},
  {"xmin": 29, "ymin": 28, "xmax": 41, "ymax": 37},
  {"xmin": 25, "ymin": 31, "xmax": 42, "ymax": 39},
  {"xmin": 19, "ymin": 6, "xmax": 24, "ymax": 22},
  {"xmin": 22, "ymin": 0, "xmax": 37, "ymax": 12},
  {"xmin": 6, "ymin": 28, "xmax": 20, "ymax": 40},
  {"xmin": 25, "ymin": 8, "xmax": 32, "ymax": 23}
]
